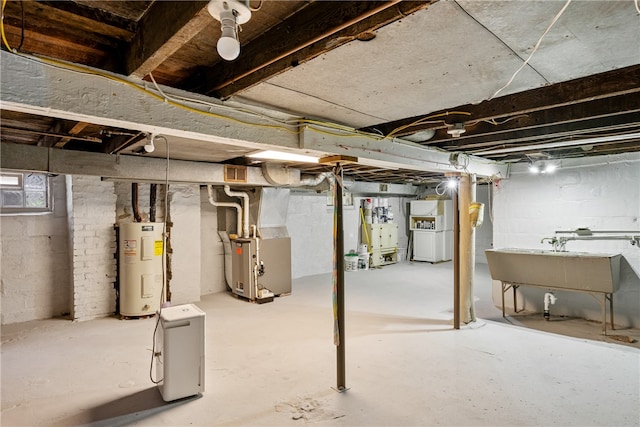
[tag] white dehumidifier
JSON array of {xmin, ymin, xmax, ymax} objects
[{"xmin": 156, "ymin": 304, "xmax": 205, "ymax": 401}]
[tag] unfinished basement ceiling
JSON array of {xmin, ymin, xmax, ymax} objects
[{"xmin": 1, "ymin": 0, "xmax": 639, "ymax": 184}]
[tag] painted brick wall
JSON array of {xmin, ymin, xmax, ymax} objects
[
  {"xmin": 287, "ymin": 192, "xmax": 411, "ymax": 279},
  {"xmin": 0, "ymin": 175, "xmax": 71, "ymax": 325},
  {"xmin": 167, "ymin": 184, "xmax": 201, "ymax": 304},
  {"xmin": 492, "ymin": 153, "xmax": 640, "ymax": 328},
  {"xmin": 115, "ymin": 182, "xmax": 166, "ymax": 224},
  {"xmin": 66, "ymin": 175, "xmax": 117, "ymax": 322}
]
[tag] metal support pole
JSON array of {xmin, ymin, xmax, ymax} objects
[
  {"xmin": 335, "ymin": 164, "xmax": 346, "ymax": 390},
  {"xmin": 453, "ymin": 182, "xmax": 460, "ymax": 330}
]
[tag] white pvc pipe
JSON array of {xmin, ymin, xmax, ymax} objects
[
  {"xmin": 224, "ymin": 185, "xmax": 250, "ymax": 238},
  {"xmin": 207, "ymin": 185, "xmax": 242, "ymax": 236},
  {"xmin": 543, "ymin": 292, "xmax": 557, "ymax": 320}
]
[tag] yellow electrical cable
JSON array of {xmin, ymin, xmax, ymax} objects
[
  {"xmin": 3, "ymin": 44, "xmax": 467, "ymax": 145},
  {"xmin": 1, "ymin": 0, "xmax": 14, "ymax": 51},
  {"xmin": 31, "ymin": 54, "xmax": 303, "ymax": 135},
  {"xmin": 386, "ymin": 111, "xmax": 472, "ymax": 138}
]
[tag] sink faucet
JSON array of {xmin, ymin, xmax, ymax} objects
[{"xmin": 541, "ymin": 237, "xmax": 566, "ymax": 252}]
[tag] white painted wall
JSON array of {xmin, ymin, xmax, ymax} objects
[
  {"xmin": 0, "ymin": 175, "xmax": 71, "ymax": 324},
  {"xmin": 475, "ymin": 183, "xmax": 493, "ymax": 264},
  {"xmin": 200, "ymin": 187, "xmax": 226, "ymax": 295},
  {"xmin": 492, "ymin": 153, "xmax": 640, "ymax": 328},
  {"xmin": 115, "ymin": 182, "xmax": 203, "ymax": 304},
  {"xmin": 287, "ymin": 191, "xmax": 412, "ymax": 279},
  {"xmin": 67, "ymin": 176, "xmax": 117, "ymax": 321},
  {"xmin": 166, "ymin": 184, "xmax": 201, "ymax": 304}
]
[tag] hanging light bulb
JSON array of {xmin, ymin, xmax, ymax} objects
[
  {"xmin": 217, "ymin": 9, "xmax": 240, "ymax": 61},
  {"xmin": 144, "ymin": 134, "xmax": 156, "ymax": 153},
  {"xmin": 208, "ymin": 0, "xmax": 252, "ymax": 61}
]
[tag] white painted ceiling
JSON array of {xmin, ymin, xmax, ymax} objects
[{"xmin": 236, "ymin": 0, "xmax": 640, "ymax": 129}]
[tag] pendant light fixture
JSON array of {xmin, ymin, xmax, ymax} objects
[
  {"xmin": 144, "ymin": 134, "xmax": 156, "ymax": 153},
  {"xmin": 207, "ymin": 0, "xmax": 252, "ymax": 61}
]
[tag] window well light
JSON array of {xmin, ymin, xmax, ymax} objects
[
  {"xmin": 247, "ymin": 150, "xmax": 319, "ymax": 163},
  {"xmin": 208, "ymin": 0, "xmax": 251, "ymax": 61}
]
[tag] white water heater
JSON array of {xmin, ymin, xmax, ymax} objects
[{"xmin": 119, "ymin": 222, "xmax": 164, "ymax": 317}]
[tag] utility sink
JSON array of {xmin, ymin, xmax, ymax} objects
[{"xmin": 485, "ymin": 248, "xmax": 621, "ymax": 293}]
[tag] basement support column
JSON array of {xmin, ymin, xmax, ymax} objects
[
  {"xmin": 333, "ymin": 164, "xmax": 346, "ymax": 391},
  {"xmin": 452, "ymin": 178, "xmax": 460, "ymax": 330},
  {"xmin": 458, "ymin": 174, "xmax": 477, "ymax": 324}
]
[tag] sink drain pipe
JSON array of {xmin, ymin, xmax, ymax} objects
[{"xmin": 543, "ymin": 292, "xmax": 558, "ymax": 320}]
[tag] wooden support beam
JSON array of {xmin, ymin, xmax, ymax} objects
[
  {"xmin": 37, "ymin": 120, "xmax": 65, "ymax": 147},
  {"xmin": 125, "ymin": 1, "xmax": 211, "ymax": 78},
  {"xmin": 427, "ymin": 93, "xmax": 640, "ymax": 148},
  {"xmin": 103, "ymin": 132, "xmax": 147, "ymax": 155},
  {"xmin": 54, "ymin": 122, "xmax": 92, "ymax": 148},
  {"xmin": 362, "ymin": 65, "xmax": 640, "ymax": 137},
  {"xmin": 184, "ymin": 1, "xmax": 435, "ymax": 97}
]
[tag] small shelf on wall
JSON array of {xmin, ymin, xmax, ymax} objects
[{"xmin": 410, "ymin": 216, "xmax": 437, "ymax": 230}]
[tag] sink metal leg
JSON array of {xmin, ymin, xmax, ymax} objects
[
  {"xmin": 513, "ymin": 285, "xmax": 518, "ymax": 314},
  {"xmin": 601, "ymin": 293, "xmax": 607, "ymax": 335},
  {"xmin": 501, "ymin": 282, "xmax": 506, "ymax": 318},
  {"xmin": 607, "ymin": 293, "xmax": 614, "ymax": 331}
]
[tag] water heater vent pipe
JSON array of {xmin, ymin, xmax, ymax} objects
[
  {"xmin": 224, "ymin": 185, "xmax": 250, "ymax": 238},
  {"xmin": 207, "ymin": 185, "xmax": 242, "ymax": 237}
]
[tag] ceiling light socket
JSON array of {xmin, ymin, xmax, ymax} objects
[
  {"xmin": 208, "ymin": 0, "xmax": 252, "ymax": 61},
  {"xmin": 208, "ymin": 0, "xmax": 251, "ymax": 25},
  {"xmin": 446, "ymin": 122, "xmax": 466, "ymax": 137},
  {"xmin": 144, "ymin": 134, "xmax": 156, "ymax": 153}
]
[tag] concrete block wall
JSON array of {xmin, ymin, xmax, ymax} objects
[
  {"xmin": 66, "ymin": 176, "xmax": 117, "ymax": 322},
  {"xmin": 492, "ymin": 153, "xmax": 640, "ymax": 328},
  {"xmin": 0, "ymin": 175, "xmax": 71, "ymax": 325},
  {"xmin": 200, "ymin": 187, "xmax": 226, "ymax": 295}
]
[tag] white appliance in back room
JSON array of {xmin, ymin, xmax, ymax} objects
[
  {"xmin": 410, "ymin": 199, "xmax": 453, "ymax": 262},
  {"xmin": 156, "ymin": 304, "xmax": 205, "ymax": 402}
]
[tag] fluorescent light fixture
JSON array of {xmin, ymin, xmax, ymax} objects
[
  {"xmin": 543, "ymin": 163, "xmax": 556, "ymax": 173},
  {"xmin": 529, "ymin": 164, "xmax": 540, "ymax": 174},
  {"xmin": 247, "ymin": 150, "xmax": 319, "ymax": 163}
]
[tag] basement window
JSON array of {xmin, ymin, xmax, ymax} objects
[{"xmin": 0, "ymin": 171, "xmax": 52, "ymax": 214}]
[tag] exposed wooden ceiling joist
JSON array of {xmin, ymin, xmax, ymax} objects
[
  {"xmin": 362, "ymin": 64, "xmax": 640, "ymax": 138},
  {"xmin": 183, "ymin": 0, "xmax": 435, "ymax": 98},
  {"xmin": 125, "ymin": 1, "xmax": 210, "ymax": 78}
]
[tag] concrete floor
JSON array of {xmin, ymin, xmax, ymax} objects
[{"xmin": 2, "ymin": 262, "xmax": 639, "ymax": 426}]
